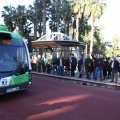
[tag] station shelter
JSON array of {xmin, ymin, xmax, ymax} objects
[{"xmin": 31, "ymin": 32, "xmax": 85, "ymax": 61}]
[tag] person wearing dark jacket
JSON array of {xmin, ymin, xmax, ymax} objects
[
  {"xmin": 58, "ymin": 55, "xmax": 64, "ymax": 76},
  {"xmin": 37, "ymin": 55, "xmax": 42, "ymax": 72},
  {"xmin": 85, "ymin": 54, "xmax": 92, "ymax": 78},
  {"xmin": 107, "ymin": 57, "xmax": 112, "ymax": 79},
  {"xmin": 87, "ymin": 62, "xmax": 93, "ymax": 80},
  {"xmin": 110, "ymin": 56, "xmax": 119, "ymax": 83},
  {"xmin": 64, "ymin": 57, "xmax": 70, "ymax": 75},
  {"xmin": 51, "ymin": 55, "xmax": 59, "ymax": 75},
  {"xmin": 78, "ymin": 56, "xmax": 83, "ymax": 77},
  {"xmin": 71, "ymin": 54, "xmax": 77, "ymax": 76},
  {"xmin": 103, "ymin": 57, "xmax": 108, "ymax": 80},
  {"xmin": 91, "ymin": 54, "xmax": 103, "ymax": 81},
  {"xmin": 91, "ymin": 59, "xmax": 96, "ymax": 79}
]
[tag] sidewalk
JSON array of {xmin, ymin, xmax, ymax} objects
[
  {"xmin": 32, "ymin": 70, "xmax": 120, "ymax": 91},
  {"xmin": 74, "ymin": 69, "xmax": 120, "ymax": 83}
]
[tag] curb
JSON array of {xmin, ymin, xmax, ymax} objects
[{"xmin": 32, "ymin": 72, "xmax": 120, "ymax": 91}]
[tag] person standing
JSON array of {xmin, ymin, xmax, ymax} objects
[
  {"xmin": 46, "ymin": 58, "xmax": 51, "ymax": 74},
  {"xmin": 102, "ymin": 56, "xmax": 108, "ymax": 80},
  {"xmin": 78, "ymin": 56, "xmax": 83, "ymax": 77},
  {"xmin": 71, "ymin": 54, "xmax": 77, "ymax": 76},
  {"xmin": 58, "ymin": 54, "xmax": 64, "ymax": 76},
  {"xmin": 30, "ymin": 56, "xmax": 34, "ymax": 71},
  {"xmin": 51, "ymin": 55, "xmax": 59, "ymax": 75},
  {"xmin": 91, "ymin": 59, "xmax": 96, "ymax": 79},
  {"xmin": 110, "ymin": 56, "xmax": 119, "ymax": 83},
  {"xmin": 30, "ymin": 55, "xmax": 37, "ymax": 71},
  {"xmin": 79, "ymin": 65, "xmax": 85, "ymax": 78},
  {"xmin": 41, "ymin": 56, "xmax": 46, "ymax": 72},
  {"xmin": 85, "ymin": 54, "xmax": 92, "ymax": 78},
  {"xmin": 37, "ymin": 55, "xmax": 42, "ymax": 72},
  {"xmin": 87, "ymin": 62, "xmax": 93, "ymax": 80},
  {"xmin": 64, "ymin": 57, "xmax": 70, "ymax": 75},
  {"xmin": 107, "ymin": 57, "xmax": 112, "ymax": 79},
  {"xmin": 91, "ymin": 54, "xmax": 103, "ymax": 81},
  {"xmin": 33, "ymin": 55, "xmax": 37, "ymax": 71}
]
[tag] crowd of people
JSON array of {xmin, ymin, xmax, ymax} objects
[
  {"xmin": 85, "ymin": 54, "xmax": 120, "ymax": 83},
  {"xmin": 30, "ymin": 53, "xmax": 77, "ymax": 76},
  {"xmin": 30, "ymin": 53, "xmax": 120, "ymax": 84}
]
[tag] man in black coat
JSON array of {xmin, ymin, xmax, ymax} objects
[
  {"xmin": 85, "ymin": 54, "xmax": 92, "ymax": 79},
  {"xmin": 110, "ymin": 56, "xmax": 119, "ymax": 83},
  {"xmin": 91, "ymin": 54, "xmax": 103, "ymax": 81},
  {"xmin": 71, "ymin": 54, "xmax": 77, "ymax": 76}
]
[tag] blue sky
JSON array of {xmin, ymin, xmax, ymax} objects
[{"xmin": 0, "ymin": 0, "xmax": 119, "ymax": 41}]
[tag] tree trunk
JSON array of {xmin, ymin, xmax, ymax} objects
[
  {"xmin": 90, "ymin": 15, "xmax": 94, "ymax": 53},
  {"xmin": 76, "ymin": 15, "xmax": 79, "ymax": 41},
  {"xmin": 43, "ymin": 0, "xmax": 46, "ymax": 35},
  {"xmin": 64, "ymin": 20, "xmax": 67, "ymax": 34},
  {"xmin": 34, "ymin": 23, "xmax": 36, "ymax": 40},
  {"xmin": 85, "ymin": 42, "xmax": 88, "ymax": 58},
  {"xmin": 34, "ymin": 0, "xmax": 38, "ymax": 40},
  {"xmin": 67, "ymin": 21, "xmax": 69, "ymax": 36},
  {"xmin": 57, "ymin": 21, "xmax": 59, "ymax": 32}
]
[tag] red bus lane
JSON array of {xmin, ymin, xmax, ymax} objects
[{"xmin": 0, "ymin": 74, "xmax": 120, "ymax": 120}]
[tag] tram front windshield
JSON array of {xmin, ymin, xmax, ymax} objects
[{"xmin": 0, "ymin": 38, "xmax": 29, "ymax": 73}]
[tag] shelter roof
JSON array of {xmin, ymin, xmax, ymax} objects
[{"xmin": 32, "ymin": 32, "xmax": 85, "ymax": 48}]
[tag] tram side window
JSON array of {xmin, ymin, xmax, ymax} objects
[
  {"xmin": 16, "ymin": 47, "xmax": 29, "ymax": 72},
  {"xmin": 16, "ymin": 47, "xmax": 28, "ymax": 65}
]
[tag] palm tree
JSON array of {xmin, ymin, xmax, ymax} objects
[
  {"xmin": 89, "ymin": 1, "xmax": 106, "ymax": 53},
  {"xmin": 43, "ymin": 0, "xmax": 46, "ymax": 35},
  {"xmin": 13, "ymin": 5, "xmax": 28, "ymax": 36},
  {"xmin": 37, "ymin": 0, "xmax": 44, "ymax": 37},
  {"xmin": 27, "ymin": 4, "xmax": 37, "ymax": 40},
  {"xmin": 1, "ymin": 6, "xmax": 16, "ymax": 31},
  {"xmin": 23, "ymin": 22, "xmax": 33, "ymax": 38},
  {"xmin": 49, "ymin": 0, "xmax": 61, "ymax": 32},
  {"xmin": 70, "ymin": 0, "xmax": 89, "ymax": 41},
  {"xmin": 49, "ymin": 5, "xmax": 58, "ymax": 32},
  {"xmin": 60, "ymin": 0, "xmax": 72, "ymax": 35},
  {"xmin": 35, "ymin": 0, "xmax": 38, "ymax": 40},
  {"xmin": 2, "ymin": 5, "xmax": 33, "ymax": 38},
  {"xmin": 55, "ymin": 0, "xmax": 61, "ymax": 32},
  {"xmin": 27, "ymin": 0, "xmax": 43, "ymax": 40},
  {"xmin": 42, "ymin": 0, "xmax": 50, "ymax": 35}
]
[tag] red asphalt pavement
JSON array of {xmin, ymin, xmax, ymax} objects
[{"xmin": 0, "ymin": 74, "xmax": 120, "ymax": 120}]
